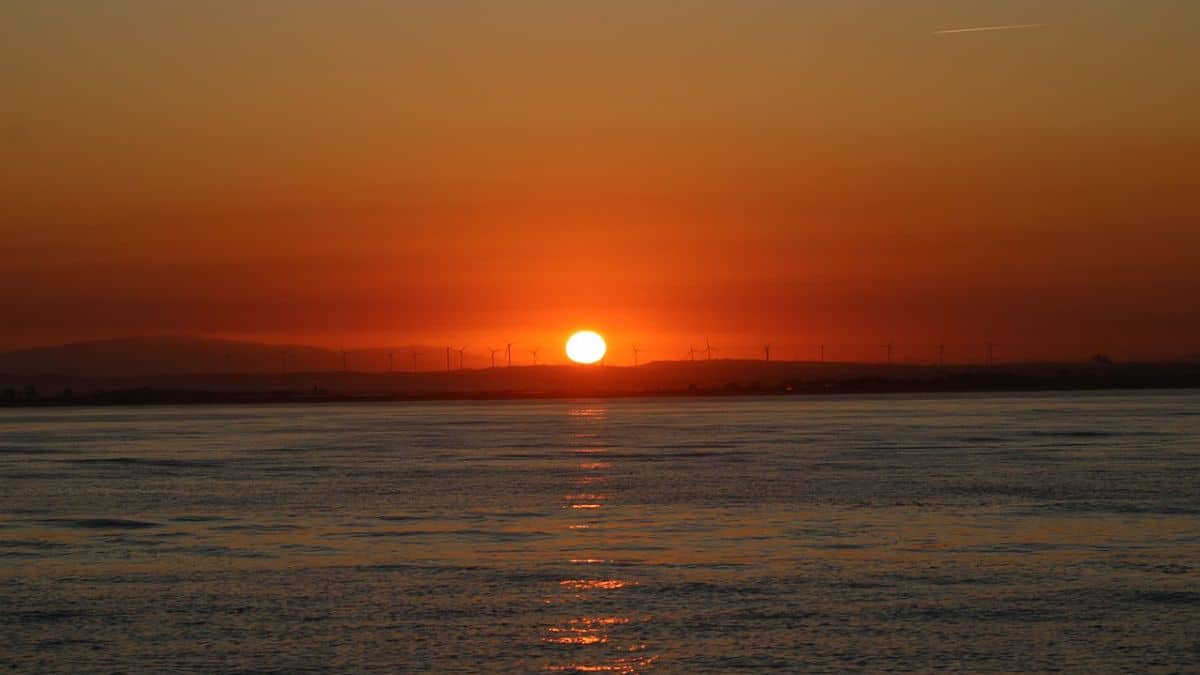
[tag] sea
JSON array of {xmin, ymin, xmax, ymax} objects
[{"xmin": 1, "ymin": 391, "xmax": 1197, "ymax": 673}]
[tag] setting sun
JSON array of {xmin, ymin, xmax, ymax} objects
[{"xmin": 565, "ymin": 331, "xmax": 607, "ymax": 364}]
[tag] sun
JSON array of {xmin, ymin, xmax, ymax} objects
[{"xmin": 565, "ymin": 331, "xmax": 607, "ymax": 364}]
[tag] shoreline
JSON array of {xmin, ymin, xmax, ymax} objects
[{"xmin": 4, "ymin": 373, "xmax": 1199, "ymax": 407}]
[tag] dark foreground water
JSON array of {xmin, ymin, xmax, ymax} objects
[{"xmin": 1, "ymin": 391, "xmax": 1198, "ymax": 673}]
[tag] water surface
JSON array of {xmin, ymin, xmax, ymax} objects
[{"xmin": 1, "ymin": 391, "xmax": 1198, "ymax": 672}]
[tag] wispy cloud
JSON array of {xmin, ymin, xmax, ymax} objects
[{"xmin": 934, "ymin": 23, "xmax": 1048, "ymax": 35}]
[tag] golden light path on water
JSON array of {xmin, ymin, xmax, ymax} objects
[{"xmin": 542, "ymin": 405, "xmax": 658, "ymax": 674}]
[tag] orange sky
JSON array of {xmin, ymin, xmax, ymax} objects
[{"xmin": 2, "ymin": 1, "xmax": 1198, "ymax": 362}]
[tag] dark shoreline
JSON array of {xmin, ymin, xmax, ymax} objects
[{"xmin": 4, "ymin": 368, "xmax": 1199, "ymax": 407}]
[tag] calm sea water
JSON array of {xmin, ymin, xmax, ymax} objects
[{"xmin": 1, "ymin": 391, "xmax": 1198, "ymax": 673}]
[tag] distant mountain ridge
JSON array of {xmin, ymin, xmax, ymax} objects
[{"xmin": 0, "ymin": 336, "xmax": 491, "ymax": 377}]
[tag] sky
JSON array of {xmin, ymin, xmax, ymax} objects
[{"xmin": 2, "ymin": 1, "xmax": 1198, "ymax": 362}]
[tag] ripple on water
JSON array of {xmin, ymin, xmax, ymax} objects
[
  {"xmin": 35, "ymin": 518, "xmax": 161, "ymax": 530},
  {"xmin": 62, "ymin": 457, "xmax": 223, "ymax": 468}
]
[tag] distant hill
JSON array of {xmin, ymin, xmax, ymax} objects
[
  {"xmin": 0, "ymin": 336, "xmax": 490, "ymax": 377},
  {"xmin": 3, "ymin": 337, "xmax": 1200, "ymax": 404},
  {"xmin": 2, "ymin": 346, "xmax": 1199, "ymax": 404}
]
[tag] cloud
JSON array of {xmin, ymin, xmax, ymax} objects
[{"xmin": 934, "ymin": 23, "xmax": 1048, "ymax": 35}]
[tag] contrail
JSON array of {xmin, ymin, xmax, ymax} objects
[{"xmin": 934, "ymin": 23, "xmax": 1047, "ymax": 35}]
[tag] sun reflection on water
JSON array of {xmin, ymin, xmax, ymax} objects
[
  {"xmin": 578, "ymin": 462, "xmax": 611, "ymax": 470},
  {"xmin": 545, "ymin": 655, "xmax": 660, "ymax": 674},
  {"xmin": 543, "ymin": 617, "xmax": 632, "ymax": 645},
  {"xmin": 544, "ymin": 406, "xmax": 657, "ymax": 673},
  {"xmin": 558, "ymin": 579, "xmax": 632, "ymax": 591},
  {"xmin": 568, "ymin": 408, "xmax": 606, "ymax": 418}
]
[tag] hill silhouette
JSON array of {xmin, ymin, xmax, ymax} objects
[
  {"xmin": 0, "ymin": 336, "xmax": 491, "ymax": 377},
  {"xmin": 1, "ymin": 337, "xmax": 1198, "ymax": 405}
]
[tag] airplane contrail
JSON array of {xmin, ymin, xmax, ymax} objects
[{"xmin": 934, "ymin": 23, "xmax": 1048, "ymax": 35}]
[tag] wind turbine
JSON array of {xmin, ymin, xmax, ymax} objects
[
  {"xmin": 702, "ymin": 337, "xmax": 716, "ymax": 361},
  {"xmin": 529, "ymin": 346, "xmax": 540, "ymax": 366},
  {"xmin": 883, "ymin": 342, "xmax": 894, "ymax": 365},
  {"xmin": 411, "ymin": 347, "xmax": 421, "ymax": 372},
  {"xmin": 819, "ymin": 344, "xmax": 825, "ymax": 363},
  {"xmin": 632, "ymin": 344, "xmax": 643, "ymax": 366},
  {"xmin": 387, "ymin": 351, "xmax": 395, "ymax": 373},
  {"xmin": 505, "ymin": 341, "xmax": 513, "ymax": 367},
  {"xmin": 764, "ymin": 344, "xmax": 771, "ymax": 362},
  {"xmin": 686, "ymin": 345, "xmax": 697, "ymax": 361},
  {"xmin": 457, "ymin": 347, "xmax": 466, "ymax": 370},
  {"xmin": 446, "ymin": 346, "xmax": 452, "ymax": 372},
  {"xmin": 488, "ymin": 347, "xmax": 500, "ymax": 369}
]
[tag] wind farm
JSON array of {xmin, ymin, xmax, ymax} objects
[{"xmin": 2, "ymin": 335, "xmax": 1196, "ymax": 406}]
